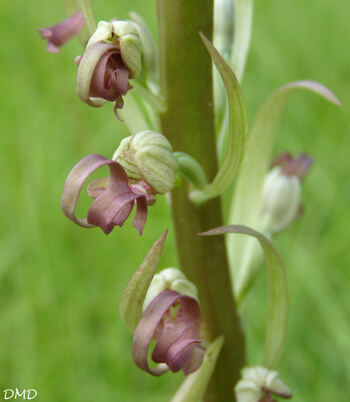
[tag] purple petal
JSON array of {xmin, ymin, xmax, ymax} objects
[
  {"xmin": 61, "ymin": 155, "xmax": 138, "ymax": 233},
  {"xmin": 89, "ymin": 44, "xmax": 130, "ymax": 102},
  {"xmin": 87, "ymin": 177, "xmax": 110, "ymax": 199},
  {"xmin": 151, "ymin": 322, "xmax": 189, "ymax": 363},
  {"xmin": 61, "ymin": 154, "xmax": 112, "ymax": 228},
  {"xmin": 165, "ymin": 338, "xmax": 202, "ymax": 373},
  {"xmin": 132, "ymin": 290, "xmax": 203, "ymax": 376},
  {"xmin": 39, "ymin": 12, "xmax": 84, "ymax": 53},
  {"xmin": 87, "ymin": 191, "xmax": 136, "ymax": 234},
  {"xmin": 282, "ymin": 153, "xmax": 313, "ymax": 180},
  {"xmin": 132, "ymin": 197, "xmax": 148, "ymax": 235}
]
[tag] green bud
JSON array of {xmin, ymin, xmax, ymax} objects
[
  {"xmin": 143, "ymin": 268, "xmax": 198, "ymax": 310},
  {"xmin": 86, "ymin": 20, "xmax": 142, "ymax": 78},
  {"xmin": 112, "ymin": 131, "xmax": 178, "ymax": 194},
  {"xmin": 235, "ymin": 367, "xmax": 292, "ymax": 402},
  {"xmin": 259, "ymin": 166, "xmax": 301, "ymax": 233}
]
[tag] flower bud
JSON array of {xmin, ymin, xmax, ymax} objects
[
  {"xmin": 143, "ymin": 268, "xmax": 198, "ymax": 310},
  {"xmin": 259, "ymin": 153, "xmax": 312, "ymax": 233},
  {"xmin": 112, "ymin": 131, "xmax": 178, "ymax": 194},
  {"xmin": 76, "ymin": 20, "xmax": 142, "ymax": 118},
  {"xmin": 235, "ymin": 366, "xmax": 292, "ymax": 402}
]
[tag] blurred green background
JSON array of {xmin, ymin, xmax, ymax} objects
[{"xmin": 1, "ymin": 0, "xmax": 349, "ymax": 400}]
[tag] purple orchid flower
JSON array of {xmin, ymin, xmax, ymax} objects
[
  {"xmin": 61, "ymin": 154, "xmax": 156, "ymax": 235},
  {"xmin": 39, "ymin": 12, "xmax": 85, "ymax": 53},
  {"xmin": 271, "ymin": 152, "xmax": 313, "ymax": 180},
  {"xmin": 132, "ymin": 290, "xmax": 204, "ymax": 376},
  {"xmin": 84, "ymin": 42, "xmax": 132, "ymax": 119}
]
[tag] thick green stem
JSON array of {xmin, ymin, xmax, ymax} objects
[{"xmin": 157, "ymin": 1, "xmax": 245, "ymax": 400}]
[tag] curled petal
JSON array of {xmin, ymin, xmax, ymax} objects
[
  {"xmin": 39, "ymin": 12, "xmax": 85, "ymax": 53},
  {"xmin": 77, "ymin": 42, "xmax": 117, "ymax": 107},
  {"xmin": 132, "ymin": 290, "xmax": 202, "ymax": 376},
  {"xmin": 87, "ymin": 177, "xmax": 110, "ymax": 199},
  {"xmin": 61, "ymin": 154, "xmax": 147, "ymax": 234},
  {"xmin": 61, "ymin": 154, "xmax": 112, "ymax": 228}
]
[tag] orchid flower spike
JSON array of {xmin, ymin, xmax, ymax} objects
[
  {"xmin": 61, "ymin": 154, "xmax": 156, "ymax": 235},
  {"xmin": 259, "ymin": 152, "xmax": 313, "ymax": 234},
  {"xmin": 132, "ymin": 290, "xmax": 205, "ymax": 376},
  {"xmin": 235, "ymin": 366, "xmax": 292, "ymax": 402},
  {"xmin": 76, "ymin": 20, "xmax": 143, "ymax": 118},
  {"xmin": 39, "ymin": 12, "xmax": 85, "ymax": 53}
]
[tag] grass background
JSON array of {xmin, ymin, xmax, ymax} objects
[{"xmin": 0, "ymin": 0, "xmax": 349, "ymax": 400}]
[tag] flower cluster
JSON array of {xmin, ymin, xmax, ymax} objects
[{"xmin": 61, "ymin": 131, "xmax": 178, "ymax": 235}]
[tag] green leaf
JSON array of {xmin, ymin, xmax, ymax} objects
[
  {"xmin": 231, "ymin": 0, "xmax": 254, "ymax": 82},
  {"xmin": 171, "ymin": 336, "xmax": 224, "ymax": 402},
  {"xmin": 201, "ymin": 225, "xmax": 288, "ymax": 369},
  {"xmin": 227, "ymin": 80, "xmax": 341, "ymax": 297},
  {"xmin": 191, "ymin": 34, "xmax": 247, "ymax": 204},
  {"xmin": 119, "ymin": 230, "xmax": 168, "ymax": 332}
]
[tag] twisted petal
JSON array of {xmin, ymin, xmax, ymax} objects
[
  {"xmin": 61, "ymin": 154, "xmax": 148, "ymax": 234},
  {"xmin": 132, "ymin": 290, "xmax": 203, "ymax": 376},
  {"xmin": 39, "ymin": 12, "xmax": 85, "ymax": 53}
]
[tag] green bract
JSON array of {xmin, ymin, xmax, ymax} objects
[{"xmin": 119, "ymin": 231, "xmax": 168, "ymax": 333}]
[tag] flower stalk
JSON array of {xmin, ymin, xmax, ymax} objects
[{"xmin": 157, "ymin": 0, "xmax": 245, "ymax": 400}]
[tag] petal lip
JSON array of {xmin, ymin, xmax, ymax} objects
[
  {"xmin": 132, "ymin": 290, "xmax": 203, "ymax": 376},
  {"xmin": 39, "ymin": 11, "xmax": 85, "ymax": 53}
]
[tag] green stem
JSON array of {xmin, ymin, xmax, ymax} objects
[{"xmin": 157, "ymin": 1, "xmax": 245, "ymax": 401}]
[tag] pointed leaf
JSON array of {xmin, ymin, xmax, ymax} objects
[
  {"xmin": 191, "ymin": 34, "xmax": 247, "ymax": 204},
  {"xmin": 227, "ymin": 80, "xmax": 341, "ymax": 290},
  {"xmin": 201, "ymin": 225, "xmax": 288, "ymax": 369},
  {"xmin": 231, "ymin": 0, "xmax": 254, "ymax": 82},
  {"xmin": 119, "ymin": 230, "xmax": 168, "ymax": 332},
  {"xmin": 171, "ymin": 336, "xmax": 224, "ymax": 402}
]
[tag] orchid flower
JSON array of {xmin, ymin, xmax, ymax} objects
[
  {"xmin": 259, "ymin": 152, "xmax": 313, "ymax": 234},
  {"xmin": 132, "ymin": 290, "xmax": 204, "ymax": 376},
  {"xmin": 61, "ymin": 154, "xmax": 155, "ymax": 235},
  {"xmin": 76, "ymin": 20, "xmax": 143, "ymax": 118},
  {"xmin": 39, "ymin": 12, "xmax": 85, "ymax": 53}
]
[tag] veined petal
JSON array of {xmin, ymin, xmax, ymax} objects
[{"xmin": 132, "ymin": 290, "xmax": 202, "ymax": 376}]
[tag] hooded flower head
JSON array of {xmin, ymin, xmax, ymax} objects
[
  {"xmin": 259, "ymin": 152, "xmax": 313, "ymax": 233},
  {"xmin": 76, "ymin": 20, "xmax": 142, "ymax": 118},
  {"xmin": 132, "ymin": 290, "xmax": 204, "ymax": 376},
  {"xmin": 61, "ymin": 154, "xmax": 156, "ymax": 235},
  {"xmin": 39, "ymin": 12, "xmax": 85, "ymax": 53}
]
